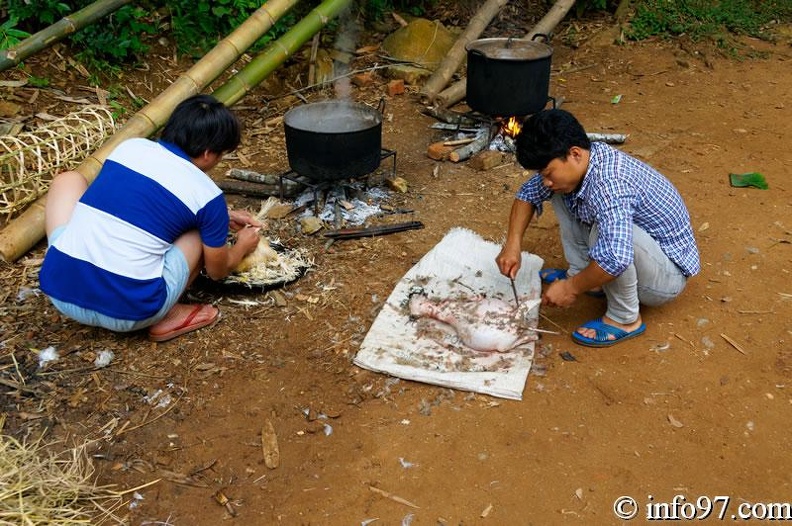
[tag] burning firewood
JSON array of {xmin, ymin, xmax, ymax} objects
[
  {"xmin": 449, "ymin": 126, "xmax": 494, "ymax": 163},
  {"xmin": 427, "ymin": 141, "xmax": 456, "ymax": 161}
]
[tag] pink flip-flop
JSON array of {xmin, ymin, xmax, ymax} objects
[{"xmin": 148, "ymin": 304, "xmax": 220, "ymax": 343}]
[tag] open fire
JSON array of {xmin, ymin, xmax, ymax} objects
[
  {"xmin": 490, "ymin": 115, "xmax": 523, "ymax": 153},
  {"xmin": 500, "ymin": 116, "xmax": 522, "ymax": 138}
]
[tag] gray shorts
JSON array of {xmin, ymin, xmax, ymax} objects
[{"xmin": 46, "ymin": 226, "xmax": 190, "ymax": 332}]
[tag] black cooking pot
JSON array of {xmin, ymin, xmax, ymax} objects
[
  {"xmin": 283, "ymin": 99, "xmax": 383, "ymax": 182},
  {"xmin": 466, "ymin": 35, "xmax": 553, "ymax": 116}
]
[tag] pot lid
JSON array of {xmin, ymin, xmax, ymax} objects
[{"xmin": 466, "ymin": 37, "xmax": 552, "ymax": 60}]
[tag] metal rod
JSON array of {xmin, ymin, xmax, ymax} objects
[{"xmin": 509, "ymin": 278, "xmax": 520, "ymax": 307}]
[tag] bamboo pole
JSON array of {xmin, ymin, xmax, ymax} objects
[
  {"xmin": 0, "ymin": 0, "xmax": 299, "ymax": 262},
  {"xmin": 0, "ymin": 0, "xmax": 133, "ymax": 72},
  {"xmin": 212, "ymin": 0, "xmax": 353, "ymax": 105},
  {"xmin": 419, "ymin": 0, "xmax": 510, "ymax": 104},
  {"xmin": 435, "ymin": 0, "xmax": 576, "ymax": 109}
]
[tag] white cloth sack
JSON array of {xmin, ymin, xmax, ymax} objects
[{"xmin": 354, "ymin": 227, "xmax": 544, "ymax": 400}]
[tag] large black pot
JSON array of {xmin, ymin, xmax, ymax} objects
[
  {"xmin": 283, "ymin": 100, "xmax": 383, "ymax": 182},
  {"xmin": 466, "ymin": 35, "xmax": 553, "ymax": 116}
]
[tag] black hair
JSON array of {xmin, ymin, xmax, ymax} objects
[
  {"xmin": 515, "ymin": 109, "xmax": 591, "ymax": 170},
  {"xmin": 160, "ymin": 94, "xmax": 241, "ymax": 158}
]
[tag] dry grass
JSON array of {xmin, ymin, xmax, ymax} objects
[{"xmin": 0, "ymin": 416, "xmax": 126, "ymax": 525}]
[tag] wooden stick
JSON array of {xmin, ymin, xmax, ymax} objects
[
  {"xmin": 443, "ymin": 137, "xmax": 475, "ymax": 146},
  {"xmin": 0, "ymin": 0, "xmax": 133, "ymax": 72},
  {"xmin": 449, "ymin": 126, "xmax": 494, "ymax": 162},
  {"xmin": 421, "ymin": 106, "xmax": 478, "ymax": 126},
  {"xmin": 324, "ymin": 221, "xmax": 424, "ymax": 240},
  {"xmin": 419, "ymin": 0, "xmax": 510, "ymax": 103},
  {"xmin": 227, "ymin": 168, "xmax": 282, "ymax": 184},
  {"xmin": 217, "ymin": 179, "xmax": 288, "ymax": 199},
  {"xmin": 539, "ymin": 312, "xmax": 567, "ymax": 334},
  {"xmin": 308, "ymin": 33, "xmax": 321, "ymax": 85},
  {"xmin": 720, "ymin": 333, "xmax": 747, "ymax": 355},
  {"xmin": 436, "ymin": 0, "xmax": 577, "ymax": 109},
  {"xmin": 368, "ymin": 485, "xmax": 420, "ymax": 509}
]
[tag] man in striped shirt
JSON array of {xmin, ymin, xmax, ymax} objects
[
  {"xmin": 496, "ymin": 109, "xmax": 700, "ymax": 347},
  {"xmin": 40, "ymin": 95, "xmax": 261, "ymax": 342}
]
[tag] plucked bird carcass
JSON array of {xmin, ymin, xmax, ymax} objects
[{"xmin": 408, "ymin": 293, "xmax": 539, "ymax": 353}]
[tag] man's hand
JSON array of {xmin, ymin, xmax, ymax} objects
[
  {"xmin": 235, "ymin": 225, "xmax": 261, "ymax": 255},
  {"xmin": 542, "ymin": 279, "xmax": 579, "ymax": 308},
  {"xmin": 496, "ymin": 245, "xmax": 522, "ymax": 279},
  {"xmin": 229, "ymin": 209, "xmax": 262, "ymax": 232}
]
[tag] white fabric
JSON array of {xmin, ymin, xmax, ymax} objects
[
  {"xmin": 58, "ymin": 204, "xmax": 167, "ymax": 279},
  {"xmin": 354, "ymin": 227, "xmax": 544, "ymax": 400}
]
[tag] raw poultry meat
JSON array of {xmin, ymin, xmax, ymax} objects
[
  {"xmin": 408, "ymin": 294, "xmax": 537, "ymax": 353},
  {"xmin": 234, "ymin": 236, "xmax": 278, "ymax": 273}
]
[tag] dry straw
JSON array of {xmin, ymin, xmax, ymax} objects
[
  {"xmin": 0, "ymin": 415, "xmax": 126, "ymax": 525},
  {"xmin": 225, "ymin": 198, "xmax": 314, "ymax": 287},
  {"xmin": 0, "ymin": 106, "xmax": 115, "ymax": 218}
]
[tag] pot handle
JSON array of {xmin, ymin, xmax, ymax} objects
[
  {"xmin": 532, "ymin": 33, "xmax": 550, "ymax": 43},
  {"xmin": 469, "ymin": 48, "xmax": 487, "ymax": 59},
  {"xmin": 376, "ymin": 96, "xmax": 386, "ymax": 115}
]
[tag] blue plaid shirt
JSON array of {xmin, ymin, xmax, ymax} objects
[{"xmin": 516, "ymin": 142, "xmax": 701, "ymax": 277}]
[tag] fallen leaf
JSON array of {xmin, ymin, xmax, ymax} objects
[{"xmin": 667, "ymin": 413, "xmax": 684, "ymax": 428}]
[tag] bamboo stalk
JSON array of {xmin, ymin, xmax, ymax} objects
[
  {"xmin": 436, "ymin": 0, "xmax": 577, "ymax": 109},
  {"xmin": 212, "ymin": 0, "xmax": 354, "ymax": 106},
  {"xmin": 0, "ymin": 0, "xmax": 301, "ymax": 262},
  {"xmin": 419, "ymin": 0, "xmax": 510, "ymax": 104},
  {"xmin": 0, "ymin": 0, "xmax": 132, "ymax": 72}
]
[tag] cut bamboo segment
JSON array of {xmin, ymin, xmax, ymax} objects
[
  {"xmin": 212, "ymin": 0, "xmax": 354, "ymax": 106},
  {"xmin": 0, "ymin": 0, "xmax": 299, "ymax": 262},
  {"xmin": 0, "ymin": 0, "xmax": 132, "ymax": 72}
]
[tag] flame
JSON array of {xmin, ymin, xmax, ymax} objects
[{"xmin": 501, "ymin": 116, "xmax": 522, "ymax": 137}]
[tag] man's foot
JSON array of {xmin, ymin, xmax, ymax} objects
[
  {"xmin": 572, "ymin": 316, "xmax": 645, "ymax": 347},
  {"xmin": 148, "ymin": 303, "xmax": 220, "ymax": 343}
]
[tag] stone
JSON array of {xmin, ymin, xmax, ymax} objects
[
  {"xmin": 300, "ymin": 216, "xmax": 324, "ymax": 235},
  {"xmin": 385, "ymin": 64, "xmax": 431, "ymax": 85},
  {"xmin": 385, "ymin": 176, "xmax": 408, "ymax": 193},
  {"xmin": 351, "ymin": 72, "xmax": 376, "ymax": 87},
  {"xmin": 381, "ymin": 18, "xmax": 456, "ymax": 70},
  {"xmin": 386, "ymin": 79, "xmax": 405, "ymax": 96}
]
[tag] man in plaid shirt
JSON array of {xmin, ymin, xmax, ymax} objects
[{"xmin": 496, "ymin": 109, "xmax": 700, "ymax": 347}]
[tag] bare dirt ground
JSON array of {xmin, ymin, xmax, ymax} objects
[{"xmin": 2, "ymin": 12, "xmax": 792, "ymax": 525}]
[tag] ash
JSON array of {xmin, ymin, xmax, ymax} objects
[
  {"xmin": 296, "ymin": 184, "xmax": 392, "ymax": 226},
  {"xmin": 489, "ymin": 133, "xmax": 516, "ymax": 153}
]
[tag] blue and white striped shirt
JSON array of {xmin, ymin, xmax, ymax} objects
[
  {"xmin": 40, "ymin": 138, "xmax": 229, "ymax": 320},
  {"xmin": 516, "ymin": 142, "xmax": 700, "ymax": 277}
]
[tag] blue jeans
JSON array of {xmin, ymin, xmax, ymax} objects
[
  {"xmin": 550, "ymin": 194, "xmax": 687, "ymax": 324},
  {"xmin": 46, "ymin": 226, "xmax": 190, "ymax": 332}
]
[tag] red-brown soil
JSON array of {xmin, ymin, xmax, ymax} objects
[{"xmin": 2, "ymin": 15, "xmax": 791, "ymax": 525}]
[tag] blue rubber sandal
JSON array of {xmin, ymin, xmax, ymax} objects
[
  {"xmin": 540, "ymin": 268, "xmax": 606, "ymax": 297},
  {"xmin": 539, "ymin": 268, "xmax": 567, "ymax": 283},
  {"xmin": 571, "ymin": 318, "xmax": 647, "ymax": 348}
]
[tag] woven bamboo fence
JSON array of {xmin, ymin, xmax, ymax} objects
[{"xmin": 0, "ymin": 106, "xmax": 115, "ymax": 219}]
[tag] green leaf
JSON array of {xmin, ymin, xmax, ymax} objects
[{"xmin": 729, "ymin": 172, "xmax": 769, "ymax": 190}]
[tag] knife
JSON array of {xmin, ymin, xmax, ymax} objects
[{"xmin": 509, "ymin": 277, "xmax": 520, "ymax": 307}]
